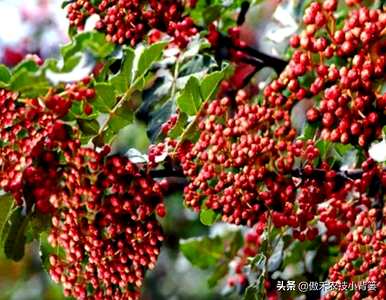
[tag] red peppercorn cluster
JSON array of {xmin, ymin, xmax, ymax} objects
[
  {"xmin": 0, "ymin": 87, "xmax": 166, "ymax": 299},
  {"xmin": 207, "ymin": 24, "xmax": 248, "ymax": 62},
  {"xmin": 324, "ymin": 209, "xmax": 386, "ymax": 300},
  {"xmin": 160, "ymin": 114, "xmax": 178, "ymax": 135},
  {"xmin": 0, "ymin": 89, "xmax": 65, "ymax": 213},
  {"xmin": 66, "ymin": 0, "xmax": 198, "ymax": 47},
  {"xmin": 264, "ymin": 2, "xmax": 386, "ymax": 148},
  {"xmin": 45, "ymin": 79, "xmax": 96, "ymax": 117},
  {"xmin": 48, "ymin": 146, "xmax": 165, "ymax": 300},
  {"xmin": 180, "ymin": 88, "xmax": 321, "ymax": 228}
]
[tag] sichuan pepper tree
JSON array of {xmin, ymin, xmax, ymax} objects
[{"xmin": 0, "ymin": 0, "xmax": 385, "ymax": 299}]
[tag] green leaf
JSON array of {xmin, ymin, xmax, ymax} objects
[
  {"xmin": 77, "ymin": 119, "xmax": 100, "ymax": 136},
  {"xmin": 83, "ymin": 32, "xmax": 115, "ymax": 58},
  {"xmin": 135, "ymin": 41, "xmax": 168, "ymax": 81},
  {"xmin": 200, "ymin": 70, "xmax": 226, "ymax": 101},
  {"xmin": 10, "ymin": 69, "xmax": 49, "ymax": 97},
  {"xmin": 61, "ymin": 31, "xmax": 115, "ymax": 61},
  {"xmin": 110, "ymin": 48, "xmax": 135, "ymax": 94},
  {"xmin": 180, "ymin": 236, "xmax": 224, "ymax": 269},
  {"xmin": 332, "ymin": 143, "xmax": 355, "ymax": 158},
  {"xmin": 103, "ymin": 105, "xmax": 134, "ymax": 143},
  {"xmin": 203, "ymin": 5, "xmax": 222, "ymax": 24},
  {"xmin": 300, "ymin": 122, "xmax": 318, "ymax": 140},
  {"xmin": 39, "ymin": 231, "xmax": 64, "ymax": 271},
  {"xmin": 25, "ymin": 213, "xmax": 51, "ymax": 243},
  {"xmin": 208, "ymin": 263, "xmax": 229, "ymax": 288},
  {"xmin": 188, "ymin": 0, "xmax": 244, "ymax": 28},
  {"xmin": 228, "ymin": 230, "xmax": 243, "ymax": 258},
  {"xmin": 110, "ymin": 105, "xmax": 134, "ymax": 132},
  {"xmin": 177, "ymin": 76, "xmax": 202, "ymax": 116},
  {"xmin": 200, "ymin": 209, "xmax": 218, "ymax": 226},
  {"xmin": 13, "ymin": 59, "xmax": 40, "ymax": 74},
  {"xmin": 169, "ymin": 112, "xmax": 188, "ymax": 139},
  {"xmin": 178, "ymin": 54, "xmax": 217, "ymax": 79},
  {"xmin": 244, "ymin": 286, "xmax": 259, "ymax": 300},
  {"xmin": 94, "ymin": 82, "xmax": 117, "ymax": 113},
  {"xmin": 0, "ymin": 194, "xmax": 15, "ymax": 250},
  {"xmin": 0, "ymin": 64, "xmax": 11, "ymax": 84},
  {"xmin": 316, "ymin": 140, "xmax": 332, "ymax": 161},
  {"xmin": 2, "ymin": 208, "xmax": 29, "ymax": 261}
]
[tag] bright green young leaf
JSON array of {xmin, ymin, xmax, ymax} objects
[
  {"xmin": 61, "ymin": 31, "xmax": 115, "ymax": 61},
  {"xmin": 0, "ymin": 64, "xmax": 11, "ymax": 84},
  {"xmin": 13, "ymin": 59, "xmax": 40, "ymax": 74},
  {"xmin": 200, "ymin": 70, "xmax": 226, "ymax": 101},
  {"xmin": 83, "ymin": 32, "xmax": 115, "ymax": 58},
  {"xmin": 102, "ymin": 104, "xmax": 134, "ymax": 143},
  {"xmin": 94, "ymin": 82, "xmax": 117, "ymax": 112},
  {"xmin": 10, "ymin": 69, "xmax": 50, "ymax": 98},
  {"xmin": 188, "ymin": 0, "xmax": 244, "ymax": 28},
  {"xmin": 180, "ymin": 236, "xmax": 224, "ymax": 269},
  {"xmin": 135, "ymin": 41, "xmax": 168, "ymax": 81},
  {"xmin": 332, "ymin": 143, "xmax": 356, "ymax": 159},
  {"xmin": 200, "ymin": 209, "xmax": 218, "ymax": 226},
  {"xmin": 177, "ymin": 76, "xmax": 202, "ymax": 116},
  {"xmin": 316, "ymin": 140, "xmax": 332, "ymax": 161}
]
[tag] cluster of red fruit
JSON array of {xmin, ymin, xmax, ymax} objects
[
  {"xmin": 173, "ymin": 1, "xmax": 386, "ymax": 297},
  {"xmin": 48, "ymin": 149, "xmax": 165, "ymax": 300},
  {"xmin": 179, "ymin": 88, "xmax": 323, "ymax": 233},
  {"xmin": 265, "ymin": 1, "xmax": 386, "ymax": 147},
  {"xmin": 46, "ymin": 79, "xmax": 96, "ymax": 117},
  {"xmin": 0, "ymin": 89, "xmax": 62, "ymax": 213},
  {"xmin": 0, "ymin": 88, "xmax": 166, "ymax": 299},
  {"xmin": 178, "ymin": 84, "xmax": 384, "ymax": 240},
  {"xmin": 66, "ymin": 0, "xmax": 198, "ymax": 47},
  {"xmin": 325, "ymin": 209, "xmax": 385, "ymax": 300}
]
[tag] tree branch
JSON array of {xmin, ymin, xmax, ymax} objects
[
  {"xmin": 219, "ymin": 34, "xmax": 288, "ymax": 73},
  {"xmin": 237, "ymin": 1, "xmax": 251, "ymax": 26}
]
